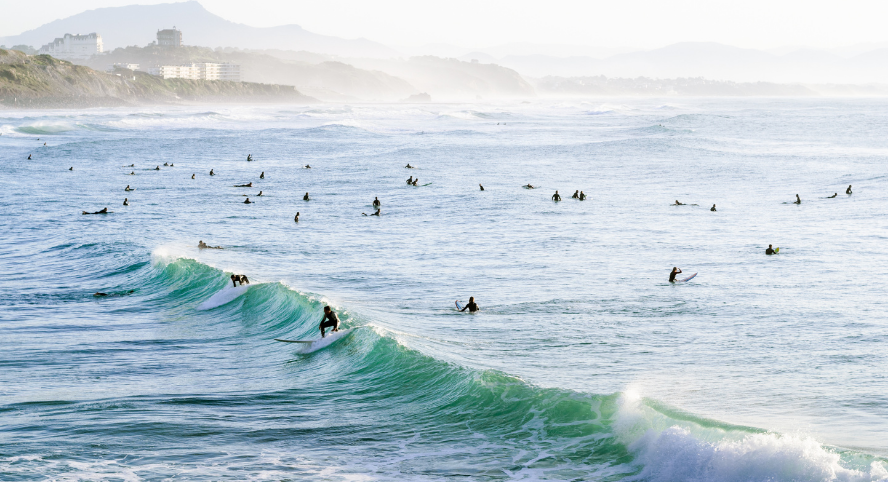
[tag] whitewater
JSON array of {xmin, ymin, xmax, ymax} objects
[{"xmin": 1, "ymin": 99, "xmax": 887, "ymax": 481}]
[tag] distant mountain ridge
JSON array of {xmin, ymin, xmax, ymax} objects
[{"xmin": 0, "ymin": 1, "xmax": 397, "ymax": 58}]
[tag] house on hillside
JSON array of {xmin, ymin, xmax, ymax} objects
[
  {"xmin": 38, "ymin": 33, "xmax": 103, "ymax": 60},
  {"xmin": 157, "ymin": 28, "xmax": 183, "ymax": 48}
]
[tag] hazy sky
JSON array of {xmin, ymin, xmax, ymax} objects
[{"xmin": 4, "ymin": 0, "xmax": 888, "ymax": 51}]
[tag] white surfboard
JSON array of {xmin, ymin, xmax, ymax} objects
[
  {"xmin": 277, "ymin": 329, "xmax": 352, "ymax": 354},
  {"xmin": 197, "ymin": 284, "xmax": 251, "ymax": 310}
]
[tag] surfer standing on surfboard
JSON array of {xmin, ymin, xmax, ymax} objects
[
  {"xmin": 669, "ymin": 267, "xmax": 682, "ymax": 282},
  {"xmin": 319, "ymin": 306, "xmax": 340, "ymax": 337}
]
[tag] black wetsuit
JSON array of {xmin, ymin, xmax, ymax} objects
[
  {"xmin": 460, "ymin": 301, "xmax": 479, "ymax": 313},
  {"xmin": 766, "ymin": 248, "xmax": 775, "ymax": 255},
  {"xmin": 669, "ymin": 270, "xmax": 682, "ymax": 282},
  {"xmin": 320, "ymin": 311, "xmax": 340, "ymax": 337}
]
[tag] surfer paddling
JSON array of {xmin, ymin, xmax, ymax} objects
[
  {"xmin": 459, "ymin": 297, "xmax": 480, "ymax": 313},
  {"xmin": 319, "ymin": 306, "xmax": 340, "ymax": 337},
  {"xmin": 82, "ymin": 207, "xmax": 108, "ymax": 215},
  {"xmin": 669, "ymin": 267, "xmax": 682, "ymax": 283},
  {"xmin": 198, "ymin": 241, "xmax": 222, "ymax": 249}
]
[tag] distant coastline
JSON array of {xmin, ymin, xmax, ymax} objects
[{"xmin": 0, "ymin": 49, "xmax": 317, "ymax": 108}]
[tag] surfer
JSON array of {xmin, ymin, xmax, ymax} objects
[
  {"xmin": 407, "ymin": 176, "xmax": 413, "ymax": 184},
  {"xmin": 828, "ymin": 193, "xmax": 837, "ymax": 198},
  {"xmin": 154, "ymin": 166, "xmax": 160, "ymax": 171},
  {"xmin": 191, "ymin": 173, "xmax": 195, "ymax": 179},
  {"xmin": 170, "ymin": 163, "xmax": 174, "ymax": 167},
  {"xmin": 846, "ymin": 185, "xmax": 852, "ymax": 195},
  {"xmin": 480, "ymin": 184, "xmax": 484, "ymax": 191},
  {"xmin": 28, "ymin": 154, "xmax": 31, "ymax": 160},
  {"xmin": 123, "ymin": 198, "xmax": 129, "ymax": 206},
  {"xmin": 198, "ymin": 241, "xmax": 222, "ymax": 249},
  {"xmin": 239, "ymin": 275, "xmax": 249, "ymax": 285},
  {"xmin": 406, "ymin": 163, "xmax": 414, "ymax": 168},
  {"xmin": 412, "ymin": 179, "xmax": 419, "ymax": 186},
  {"xmin": 82, "ymin": 208, "xmax": 108, "ymax": 215},
  {"xmin": 710, "ymin": 204, "xmax": 717, "ymax": 212},
  {"xmin": 244, "ymin": 198, "xmax": 252, "ymax": 204},
  {"xmin": 572, "ymin": 190, "xmax": 579, "ymax": 199},
  {"xmin": 579, "ymin": 191, "xmax": 586, "ymax": 200},
  {"xmin": 257, "ymin": 191, "xmax": 263, "ymax": 197},
  {"xmin": 459, "ymin": 297, "xmax": 479, "ymax": 313},
  {"xmin": 130, "ymin": 171, "xmax": 135, "ymax": 175},
  {"xmin": 69, "ymin": 167, "xmax": 73, "ymax": 171},
  {"xmin": 319, "ymin": 306, "xmax": 340, "ymax": 337},
  {"xmin": 128, "ymin": 164, "xmax": 134, "ymax": 167},
  {"xmin": 230, "ymin": 274, "xmax": 239, "ymax": 287},
  {"xmin": 766, "ymin": 244, "xmax": 776, "ymax": 255},
  {"xmin": 260, "ymin": 171, "xmax": 265, "ymax": 179},
  {"xmin": 210, "ymin": 169, "xmax": 215, "ymax": 176},
  {"xmin": 674, "ymin": 200, "xmax": 685, "ymax": 205},
  {"xmin": 235, "ymin": 182, "xmax": 252, "ymax": 187},
  {"xmin": 163, "ymin": 162, "xmax": 169, "ymax": 166},
  {"xmin": 303, "ymin": 192, "xmax": 310, "ymax": 201},
  {"xmin": 524, "ymin": 184, "xmax": 535, "ymax": 189},
  {"xmin": 294, "ymin": 212, "xmax": 299, "ymax": 223},
  {"xmin": 552, "ymin": 191, "xmax": 561, "ymax": 202},
  {"xmin": 363, "ymin": 209, "xmax": 381, "ymax": 216},
  {"xmin": 125, "ymin": 185, "xmax": 133, "ymax": 191},
  {"xmin": 373, "ymin": 197, "xmax": 381, "ymax": 207},
  {"xmin": 794, "ymin": 194, "xmax": 801, "ymax": 204},
  {"xmin": 669, "ymin": 267, "xmax": 682, "ymax": 283},
  {"xmin": 247, "ymin": 154, "xmax": 252, "ymax": 162},
  {"xmin": 304, "ymin": 164, "xmax": 311, "ymax": 169},
  {"xmin": 93, "ymin": 292, "xmax": 108, "ymax": 297}
]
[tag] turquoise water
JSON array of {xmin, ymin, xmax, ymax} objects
[{"xmin": 1, "ymin": 99, "xmax": 887, "ymax": 480}]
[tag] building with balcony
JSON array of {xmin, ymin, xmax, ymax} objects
[
  {"xmin": 38, "ymin": 33, "xmax": 103, "ymax": 60},
  {"xmin": 148, "ymin": 63, "xmax": 241, "ymax": 82}
]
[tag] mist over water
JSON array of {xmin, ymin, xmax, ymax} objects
[{"xmin": 1, "ymin": 99, "xmax": 887, "ymax": 480}]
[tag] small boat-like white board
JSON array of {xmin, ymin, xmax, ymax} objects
[
  {"xmin": 275, "ymin": 329, "xmax": 352, "ymax": 353},
  {"xmin": 197, "ymin": 284, "xmax": 251, "ymax": 310}
]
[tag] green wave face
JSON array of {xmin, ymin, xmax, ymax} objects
[{"xmin": 66, "ymin": 253, "xmax": 877, "ymax": 481}]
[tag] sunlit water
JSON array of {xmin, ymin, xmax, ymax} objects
[{"xmin": 1, "ymin": 99, "xmax": 887, "ymax": 480}]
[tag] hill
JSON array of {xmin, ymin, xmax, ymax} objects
[
  {"xmin": 81, "ymin": 45, "xmax": 418, "ymax": 101},
  {"xmin": 0, "ymin": 49, "xmax": 316, "ymax": 108},
  {"xmin": 0, "ymin": 1, "xmax": 396, "ymax": 58}
]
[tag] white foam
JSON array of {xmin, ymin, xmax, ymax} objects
[
  {"xmin": 614, "ymin": 393, "xmax": 888, "ymax": 482},
  {"xmin": 196, "ymin": 284, "xmax": 252, "ymax": 310}
]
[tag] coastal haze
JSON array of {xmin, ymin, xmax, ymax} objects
[{"xmin": 2, "ymin": 2, "xmax": 888, "ymax": 481}]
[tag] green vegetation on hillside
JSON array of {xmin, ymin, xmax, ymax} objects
[{"xmin": 0, "ymin": 49, "xmax": 316, "ymax": 108}]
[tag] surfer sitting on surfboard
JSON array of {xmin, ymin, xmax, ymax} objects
[
  {"xmin": 766, "ymin": 245, "xmax": 776, "ymax": 255},
  {"xmin": 319, "ymin": 306, "xmax": 340, "ymax": 337},
  {"xmin": 669, "ymin": 267, "xmax": 682, "ymax": 283},
  {"xmin": 459, "ymin": 297, "xmax": 480, "ymax": 313}
]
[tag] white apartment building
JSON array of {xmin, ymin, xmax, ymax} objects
[
  {"xmin": 38, "ymin": 33, "xmax": 103, "ymax": 60},
  {"xmin": 148, "ymin": 63, "xmax": 241, "ymax": 82}
]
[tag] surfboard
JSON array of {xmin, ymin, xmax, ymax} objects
[
  {"xmin": 774, "ymin": 247, "xmax": 780, "ymax": 253},
  {"xmin": 455, "ymin": 300, "xmax": 463, "ymax": 311},
  {"xmin": 679, "ymin": 273, "xmax": 697, "ymax": 282},
  {"xmin": 279, "ymin": 329, "xmax": 352, "ymax": 353},
  {"xmin": 197, "ymin": 284, "xmax": 251, "ymax": 310}
]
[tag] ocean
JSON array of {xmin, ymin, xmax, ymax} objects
[{"xmin": 1, "ymin": 98, "xmax": 887, "ymax": 481}]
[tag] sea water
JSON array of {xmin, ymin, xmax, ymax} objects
[{"xmin": 1, "ymin": 99, "xmax": 887, "ymax": 480}]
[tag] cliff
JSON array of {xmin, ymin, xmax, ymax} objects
[{"xmin": 0, "ymin": 49, "xmax": 317, "ymax": 108}]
